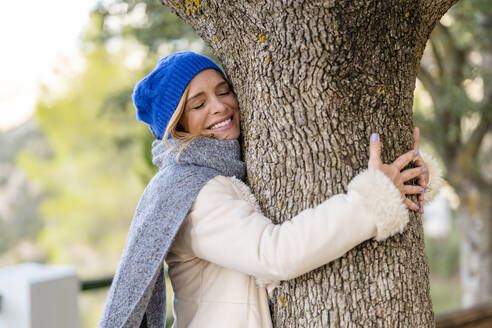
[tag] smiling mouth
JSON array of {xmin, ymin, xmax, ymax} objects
[{"xmin": 208, "ymin": 116, "xmax": 233, "ymax": 130}]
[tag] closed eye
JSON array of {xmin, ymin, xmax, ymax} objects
[{"xmin": 192, "ymin": 102, "xmax": 205, "ymax": 110}]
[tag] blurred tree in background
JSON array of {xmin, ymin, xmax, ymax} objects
[
  {"xmin": 415, "ymin": 0, "xmax": 492, "ymax": 307},
  {"xmin": 15, "ymin": 42, "xmax": 153, "ymax": 328},
  {"xmin": 18, "ymin": 45, "xmax": 144, "ymax": 271},
  {"xmin": 13, "ymin": 2, "xmax": 202, "ymax": 326},
  {"xmin": 0, "ymin": 120, "xmax": 48, "ymax": 261},
  {"xmin": 87, "ymin": 0, "xmax": 196, "ymax": 52},
  {"xmin": 17, "ymin": 0, "xmax": 206, "ymax": 270}
]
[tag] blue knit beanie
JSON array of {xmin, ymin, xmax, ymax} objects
[{"xmin": 133, "ymin": 51, "xmax": 224, "ymax": 139}]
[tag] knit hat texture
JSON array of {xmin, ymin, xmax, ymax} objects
[{"xmin": 133, "ymin": 51, "xmax": 224, "ymax": 139}]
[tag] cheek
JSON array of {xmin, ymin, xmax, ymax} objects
[
  {"xmin": 231, "ymin": 97, "xmax": 239, "ymax": 108},
  {"xmin": 233, "ymin": 102, "xmax": 240, "ymax": 120},
  {"xmin": 228, "ymin": 101, "xmax": 239, "ymax": 117},
  {"xmin": 188, "ymin": 112, "xmax": 209, "ymax": 132}
]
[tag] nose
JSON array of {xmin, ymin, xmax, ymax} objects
[{"xmin": 210, "ymin": 95, "xmax": 227, "ymax": 114}]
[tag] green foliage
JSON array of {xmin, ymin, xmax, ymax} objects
[
  {"xmin": 425, "ymin": 221, "xmax": 461, "ymax": 277},
  {"xmin": 16, "ymin": 1, "xmax": 203, "ymax": 269},
  {"xmin": 11, "ymin": 3, "xmax": 201, "ymax": 326},
  {"xmin": 415, "ymin": 0, "xmax": 492, "ymax": 180},
  {"xmin": 425, "ymin": 220, "xmax": 462, "ymax": 314},
  {"xmin": 82, "ymin": 0, "xmax": 207, "ymax": 180},
  {"xmin": 449, "ymin": 0, "xmax": 492, "ymax": 48},
  {"xmin": 85, "ymin": 0, "xmax": 198, "ymax": 53},
  {"xmin": 430, "ymin": 275, "xmax": 462, "ymax": 315},
  {"xmin": 17, "ymin": 46, "xmax": 153, "ymax": 273}
]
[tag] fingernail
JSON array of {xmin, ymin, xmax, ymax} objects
[
  {"xmin": 371, "ymin": 133, "xmax": 379, "ymax": 142},
  {"xmin": 420, "ymin": 187, "xmax": 424, "ymax": 192},
  {"xmin": 414, "ymin": 150, "xmax": 419, "ymax": 156},
  {"xmin": 416, "ymin": 205, "xmax": 420, "ymax": 211},
  {"xmin": 423, "ymin": 167, "xmax": 427, "ymax": 172}
]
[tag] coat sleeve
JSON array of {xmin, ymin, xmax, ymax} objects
[
  {"xmin": 420, "ymin": 151, "xmax": 444, "ymax": 205},
  {"xmin": 180, "ymin": 168, "xmax": 409, "ymax": 282}
]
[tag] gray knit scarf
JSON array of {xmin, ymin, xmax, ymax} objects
[{"xmin": 99, "ymin": 136, "xmax": 245, "ymax": 328}]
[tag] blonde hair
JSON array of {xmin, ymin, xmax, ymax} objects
[{"xmin": 162, "ymin": 85, "xmax": 213, "ymax": 155}]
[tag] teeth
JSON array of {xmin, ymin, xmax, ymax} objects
[{"xmin": 210, "ymin": 118, "xmax": 232, "ymax": 130}]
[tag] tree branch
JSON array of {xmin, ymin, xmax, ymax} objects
[
  {"xmin": 417, "ymin": 65, "xmax": 439, "ymax": 97},
  {"xmin": 429, "ymin": 35, "xmax": 445, "ymax": 81},
  {"xmin": 439, "ymin": 22, "xmax": 469, "ymax": 83},
  {"xmin": 423, "ymin": 22, "xmax": 468, "ymax": 165},
  {"xmin": 429, "ymin": 22, "xmax": 469, "ymax": 84},
  {"xmin": 463, "ymin": 96, "xmax": 492, "ymax": 159},
  {"xmin": 420, "ymin": 0, "xmax": 461, "ymax": 32}
]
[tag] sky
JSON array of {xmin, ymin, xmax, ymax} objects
[{"xmin": 0, "ymin": 0, "xmax": 98, "ymax": 131}]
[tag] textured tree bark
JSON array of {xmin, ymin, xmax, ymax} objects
[
  {"xmin": 458, "ymin": 186, "xmax": 492, "ymax": 307},
  {"xmin": 161, "ymin": 0, "xmax": 459, "ymax": 326}
]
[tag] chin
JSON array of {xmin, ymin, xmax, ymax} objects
[
  {"xmin": 219, "ymin": 133, "xmax": 240, "ymax": 141},
  {"xmin": 208, "ymin": 128, "xmax": 240, "ymax": 140},
  {"xmin": 227, "ymin": 131, "xmax": 240, "ymax": 140}
]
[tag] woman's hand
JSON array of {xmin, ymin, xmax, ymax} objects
[
  {"xmin": 368, "ymin": 132, "xmax": 426, "ymax": 211},
  {"xmin": 412, "ymin": 127, "xmax": 430, "ymax": 213}
]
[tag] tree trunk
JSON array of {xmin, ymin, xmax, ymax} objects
[
  {"xmin": 457, "ymin": 12, "xmax": 492, "ymax": 307},
  {"xmin": 447, "ymin": 135, "xmax": 492, "ymax": 308},
  {"xmin": 456, "ymin": 182, "xmax": 492, "ymax": 307},
  {"xmin": 418, "ymin": 13, "xmax": 492, "ymax": 309},
  {"xmin": 161, "ymin": 0, "xmax": 459, "ymax": 326}
]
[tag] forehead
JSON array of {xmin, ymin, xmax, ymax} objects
[{"xmin": 188, "ymin": 69, "xmax": 226, "ymax": 91}]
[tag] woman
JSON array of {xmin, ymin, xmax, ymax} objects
[{"xmin": 99, "ymin": 51, "xmax": 442, "ymax": 328}]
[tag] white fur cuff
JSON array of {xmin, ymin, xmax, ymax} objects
[
  {"xmin": 420, "ymin": 151, "xmax": 444, "ymax": 205},
  {"xmin": 348, "ymin": 169, "xmax": 409, "ymax": 241}
]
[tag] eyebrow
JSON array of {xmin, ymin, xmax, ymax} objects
[{"xmin": 187, "ymin": 81, "xmax": 229, "ymax": 102}]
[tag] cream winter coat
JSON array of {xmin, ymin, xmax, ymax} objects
[{"xmin": 165, "ymin": 153, "xmax": 442, "ymax": 328}]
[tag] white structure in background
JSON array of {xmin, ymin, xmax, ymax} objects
[
  {"xmin": 0, "ymin": 263, "xmax": 80, "ymax": 328},
  {"xmin": 423, "ymin": 193, "xmax": 453, "ymax": 238}
]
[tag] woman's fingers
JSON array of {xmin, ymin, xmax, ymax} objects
[
  {"xmin": 402, "ymin": 185, "xmax": 424, "ymax": 213},
  {"xmin": 403, "ymin": 185, "xmax": 425, "ymax": 195},
  {"xmin": 413, "ymin": 127, "xmax": 420, "ymax": 150},
  {"xmin": 418, "ymin": 181, "xmax": 425, "ymax": 213},
  {"xmin": 401, "ymin": 166, "xmax": 426, "ymax": 182},
  {"xmin": 380, "ymin": 126, "xmax": 424, "ymax": 213},
  {"xmin": 414, "ymin": 159, "xmax": 425, "ymax": 173},
  {"xmin": 368, "ymin": 133, "xmax": 382, "ymax": 169},
  {"xmin": 392, "ymin": 149, "xmax": 418, "ymax": 171},
  {"xmin": 403, "ymin": 197, "xmax": 420, "ymax": 211},
  {"xmin": 370, "ymin": 128, "xmax": 427, "ymax": 213},
  {"xmin": 400, "ymin": 181, "xmax": 424, "ymax": 213},
  {"xmin": 414, "ymin": 127, "xmax": 426, "ymax": 214}
]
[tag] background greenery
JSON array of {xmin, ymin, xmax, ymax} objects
[{"xmin": 1, "ymin": 0, "xmax": 489, "ymax": 326}]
